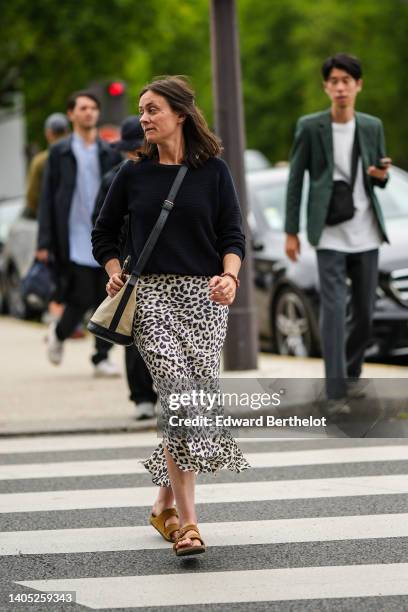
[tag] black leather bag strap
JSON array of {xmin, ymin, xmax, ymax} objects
[
  {"xmin": 108, "ymin": 165, "xmax": 188, "ymax": 330},
  {"xmin": 350, "ymin": 128, "xmax": 360, "ymax": 189},
  {"xmin": 131, "ymin": 164, "xmax": 188, "ymax": 278}
]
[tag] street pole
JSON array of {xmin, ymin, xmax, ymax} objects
[{"xmin": 210, "ymin": 0, "xmax": 258, "ymax": 370}]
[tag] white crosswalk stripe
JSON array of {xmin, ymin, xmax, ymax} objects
[
  {"xmin": 1, "ymin": 445, "xmax": 408, "ymax": 480},
  {"xmin": 2, "ymin": 513, "xmax": 408, "ymax": 556},
  {"xmin": 0, "ymin": 432, "xmax": 271, "ymax": 454},
  {"xmin": 17, "ymin": 564, "xmax": 408, "ymax": 608},
  {"xmin": 0, "ymin": 432, "xmax": 161, "ymax": 454},
  {"xmin": 3, "ymin": 431, "xmax": 408, "ymax": 610},
  {"xmin": 2, "ymin": 474, "xmax": 408, "ymax": 513}
]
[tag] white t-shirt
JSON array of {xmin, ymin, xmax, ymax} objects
[{"xmin": 317, "ymin": 118, "xmax": 382, "ymax": 252}]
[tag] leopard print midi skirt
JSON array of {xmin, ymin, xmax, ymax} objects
[{"xmin": 132, "ymin": 273, "xmax": 251, "ymax": 487}]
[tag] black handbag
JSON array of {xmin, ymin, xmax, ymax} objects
[
  {"xmin": 21, "ymin": 259, "xmax": 56, "ymax": 311},
  {"xmin": 87, "ymin": 165, "xmax": 188, "ymax": 345},
  {"xmin": 326, "ymin": 129, "xmax": 360, "ymax": 226}
]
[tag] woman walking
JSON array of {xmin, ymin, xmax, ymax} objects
[{"xmin": 92, "ymin": 76, "xmax": 250, "ymax": 556}]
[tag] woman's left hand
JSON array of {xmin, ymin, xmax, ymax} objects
[{"xmin": 209, "ymin": 275, "xmax": 236, "ymax": 305}]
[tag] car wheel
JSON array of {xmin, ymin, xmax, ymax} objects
[{"xmin": 273, "ymin": 287, "xmax": 318, "ymax": 357}]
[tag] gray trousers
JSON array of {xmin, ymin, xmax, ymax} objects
[{"xmin": 316, "ymin": 248, "xmax": 379, "ymax": 400}]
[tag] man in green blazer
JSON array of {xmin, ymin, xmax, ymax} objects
[{"xmin": 285, "ymin": 53, "xmax": 391, "ymax": 413}]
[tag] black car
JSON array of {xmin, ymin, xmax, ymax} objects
[{"xmin": 248, "ymin": 165, "xmax": 408, "ymax": 358}]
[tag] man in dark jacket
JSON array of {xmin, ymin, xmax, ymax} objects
[
  {"xmin": 36, "ymin": 90, "xmax": 122, "ymax": 375},
  {"xmin": 285, "ymin": 53, "xmax": 391, "ymax": 415},
  {"xmin": 93, "ymin": 116, "xmax": 157, "ymax": 419}
]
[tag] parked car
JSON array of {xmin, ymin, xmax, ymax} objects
[
  {"xmin": 244, "ymin": 149, "xmax": 271, "ymax": 173},
  {"xmin": 247, "ymin": 165, "xmax": 408, "ymax": 358},
  {"xmin": 0, "ymin": 196, "xmax": 26, "ymax": 315}
]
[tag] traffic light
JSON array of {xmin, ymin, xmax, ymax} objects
[
  {"xmin": 107, "ymin": 81, "xmax": 126, "ymax": 97},
  {"xmin": 88, "ymin": 79, "xmax": 129, "ymax": 128}
]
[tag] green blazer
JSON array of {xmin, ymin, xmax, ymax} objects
[{"xmin": 285, "ymin": 109, "xmax": 389, "ymax": 246}]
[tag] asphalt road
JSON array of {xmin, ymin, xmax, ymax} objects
[{"xmin": 1, "ymin": 432, "xmax": 408, "ymax": 611}]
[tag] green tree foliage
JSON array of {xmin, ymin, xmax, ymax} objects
[
  {"xmin": 2, "ymin": 0, "xmax": 407, "ymax": 166},
  {"xmin": 238, "ymin": 1, "xmax": 304, "ymax": 163},
  {"xmin": 122, "ymin": 0, "xmax": 213, "ymax": 131},
  {"xmin": 0, "ymin": 0, "xmax": 210, "ymax": 148},
  {"xmin": 1, "ymin": 0, "xmax": 155, "ymax": 145},
  {"xmin": 296, "ymin": 0, "xmax": 408, "ymax": 167},
  {"xmin": 238, "ymin": 0, "xmax": 408, "ymax": 166}
]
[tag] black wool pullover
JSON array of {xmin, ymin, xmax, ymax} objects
[{"xmin": 92, "ymin": 156, "xmax": 245, "ymax": 276}]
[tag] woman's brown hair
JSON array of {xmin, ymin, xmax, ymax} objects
[{"xmin": 139, "ymin": 76, "xmax": 222, "ymax": 168}]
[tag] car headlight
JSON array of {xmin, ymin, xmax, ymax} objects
[{"xmin": 388, "ymin": 268, "xmax": 408, "ymax": 307}]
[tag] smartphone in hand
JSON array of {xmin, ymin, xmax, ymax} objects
[{"xmin": 376, "ymin": 157, "xmax": 392, "ymax": 170}]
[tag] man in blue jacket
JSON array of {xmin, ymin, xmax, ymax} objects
[{"xmin": 36, "ymin": 90, "xmax": 122, "ymax": 375}]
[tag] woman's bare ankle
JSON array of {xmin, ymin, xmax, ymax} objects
[
  {"xmin": 178, "ymin": 518, "xmax": 197, "ymax": 528},
  {"xmin": 152, "ymin": 500, "xmax": 175, "ymax": 515}
]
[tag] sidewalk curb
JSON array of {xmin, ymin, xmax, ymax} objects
[{"xmin": 0, "ymin": 419, "xmax": 158, "ymax": 438}]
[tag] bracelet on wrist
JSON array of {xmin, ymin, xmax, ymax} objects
[{"xmin": 221, "ymin": 272, "xmax": 240, "ymax": 288}]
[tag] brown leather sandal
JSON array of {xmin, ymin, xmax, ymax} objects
[
  {"xmin": 149, "ymin": 507, "xmax": 179, "ymax": 542},
  {"xmin": 173, "ymin": 523, "xmax": 206, "ymax": 556}
]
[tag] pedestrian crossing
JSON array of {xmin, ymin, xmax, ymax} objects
[
  {"xmin": 2, "ymin": 432, "xmax": 408, "ymax": 610},
  {"xmin": 2, "ymin": 474, "xmax": 408, "ymax": 513},
  {"xmin": 2, "ymin": 513, "xmax": 408, "ymax": 556},
  {"xmin": 2, "ymin": 445, "xmax": 408, "ymax": 480}
]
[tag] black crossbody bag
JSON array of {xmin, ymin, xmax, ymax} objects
[{"xmin": 326, "ymin": 129, "xmax": 360, "ymax": 226}]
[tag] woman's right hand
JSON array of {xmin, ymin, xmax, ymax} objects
[{"xmin": 106, "ymin": 273, "xmax": 125, "ymax": 297}]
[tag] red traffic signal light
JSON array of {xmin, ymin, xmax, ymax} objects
[
  {"xmin": 89, "ymin": 79, "xmax": 129, "ymax": 125},
  {"xmin": 107, "ymin": 81, "xmax": 125, "ymax": 97}
]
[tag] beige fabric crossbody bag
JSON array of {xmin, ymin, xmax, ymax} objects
[{"xmin": 87, "ymin": 165, "xmax": 188, "ymax": 346}]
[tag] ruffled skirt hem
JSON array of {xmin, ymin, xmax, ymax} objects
[{"xmin": 140, "ymin": 436, "xmax": 251, "ymax": 488}]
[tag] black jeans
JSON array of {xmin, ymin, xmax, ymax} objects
[
  {"xmin": 125, "ymin": 345, "xmax": 157, "ymax": 405},
  {"xmin": 316, "ymin": 248, "xmax": 379, "ymax": 400},
  {"xmin": 55, "ymin": 262, "xmax": 112, "ymax": 365}
]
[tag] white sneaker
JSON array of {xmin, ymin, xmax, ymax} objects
[
  {"xmin": 94, "ymin": 359, "xmax": 121, "ymax": 378},
  {"xmin": 46, "ymin": 321, "xmax": 64, "ymax": 365},
  {"xmin": 347, "ymin": 379, "xmax": 368, "ymax": 399},
  {"xmin": 134, "ymin": 401, "xmax": 155, "ymax": 420},
  {"xmin": 325, "ymin": 399, "xmax": 352, "ymax": 417}
]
